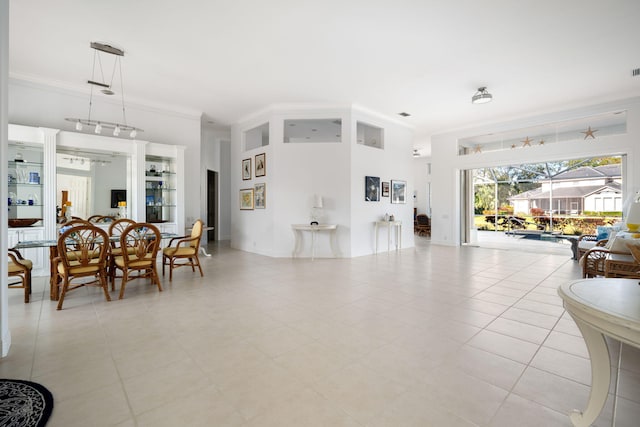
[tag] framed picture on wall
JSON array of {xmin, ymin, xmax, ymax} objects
[
  {"xmin": 242, "ymin": 158, "xmax": 252, "ymax": 180},
  {"xmin": 391, "ymin": 180, "xmax": 406, "ymax": 204},
  {"xmin": 365, "ymin": 176, "xmax": 380, "ymax": 201},
  {"xmin": 381, "ymin": 182, "xmax": 390, "ymax": 197},
  {"xmin": 255, "ymin": 153, "xmax": 266, "ymax": 177},
  {"xmin": 240, "ymin": 188, "xmax": 254, "ymax": 210},
  {"xmin": 254, "ymin": 183, "xmax": 266, "ymax": 209}
]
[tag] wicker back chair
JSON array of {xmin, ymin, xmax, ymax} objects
[
  {"xmin": 113, "ymin": 223, "xmax": 162, "ymax": 299},
  {"xmin": 415, "ymin": 214, "xmax": 431, "ymax": 237},
  {"xmin": 55, "ymin": 224, "xmax": 111, "ymax": 310}
]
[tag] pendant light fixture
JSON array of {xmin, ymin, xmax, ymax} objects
[
  {"xmin": 65, "ymin": 42, "xmax": 143, "ymax": 138},
  {"xmin": 471, "ymin": 87, "xmax": 493, "ymax": 104}
]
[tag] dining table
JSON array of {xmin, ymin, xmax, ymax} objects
[{"xmin": 14, "ymin": 232, "xmax": 176, "ymax": 301}]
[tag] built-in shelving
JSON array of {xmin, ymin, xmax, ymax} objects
[{"xmin": 145, "ymin": 159, "xmax": 177, "ymax": 225}]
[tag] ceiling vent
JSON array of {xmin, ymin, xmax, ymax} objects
[{"xmin": 633, "ymin": 68, "xmax": 640, "ymax": 77}]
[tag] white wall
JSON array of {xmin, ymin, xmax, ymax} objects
[
  {"xmin": 430, "ymin": 97, "xmax": 640, "ymax": 246},
  {"xmin": 8, "ymin": 79, "xmax": 203, "ymax": 226},
  {"xmin": 350, "ymin": 110, "xmax": 415, "ymax": 257},
  {"xmin": 231, "ymin": 105, "xmax": 414, "ymax": 258},
  {"xmin": 1, "ymin": 0, "xmax": 10, "ymax": 357}
]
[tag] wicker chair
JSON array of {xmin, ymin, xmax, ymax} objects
[
  {"xmin": 88, "ymin": 215, "xmax": 116, "ymax": 224},
  {"xmin": 113, "ymin": 223, "xmax": 162, "ymax": 299},
  {"xmin": 415, "ymin": 214, "xmax": 431, "ymax": 237},
  {"xmin": 581, "ymin": 247, "xmax": 609, "ymax": 278},
  {"xmin": 107, "ymin": 218, "xmax": 137, "ymax": 286},
  {"xmin": 576, "ymin": 235, "xmax": 608, "ymax": 259},
  {"xmin": 162, "ymin": 219, "xmax": 204, "ymax": 281},
  {"xmin": 8, "ymin": 249, "xmax": 32, "ymax": 303},
  {"xmin": 55, "ymin": 224, "xmax": 111, "ymax": 310}
]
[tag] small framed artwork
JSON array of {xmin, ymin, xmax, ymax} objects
[
  {"xmin": 255, "ymin": 153, "xmax": 266, "ymax": 177},
  {"xmin": 381, "ymin": 182, "xmax": 390, "ymax": 197},
  {"xmin": 365, "ymin": 176, "xmax": 380, "ymax": 201},
  {"xmin": 391, "ymin": 180, "xmax": 407, "ymax": 204},
  {"xmin": 240, "ymin": 188, "xmax": 254, "ymax": 210},
  {"xmin": 242, "ymin": 158, "xmax": 252, "ymax": 180},
  {"xmin": 254, "ymin": 183, "xmax": 266, "ymax": 209}
]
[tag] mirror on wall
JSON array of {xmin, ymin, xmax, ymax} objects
[{"xmin": 56, "ymin": 148, "xmax": 130, "ymax": 219}]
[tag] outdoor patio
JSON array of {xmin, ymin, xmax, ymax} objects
[{"xmin": 471, "ymin": 230, "xmax": 576, "ymax": 258}]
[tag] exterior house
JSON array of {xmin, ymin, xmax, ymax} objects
[{"xmin": 509, "ymin": 164, "xmax": 622, "ymax": 215}]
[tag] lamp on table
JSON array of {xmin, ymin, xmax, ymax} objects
[{"xmin": 310, "ymin": 195, "xmax": 323, "ymax": 225}]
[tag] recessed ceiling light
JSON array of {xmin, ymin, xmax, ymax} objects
[{"xmin": 398, "ymin": 112, "xmax": 411, "ymax": 117}]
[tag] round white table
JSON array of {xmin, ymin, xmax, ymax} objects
[{"xmin": 557, "ymin": 278, "xmax": 640, "ymax": 426}]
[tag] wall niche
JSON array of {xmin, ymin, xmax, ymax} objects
[
  {"xmin": 244, "ymin": 122, "xmax": 269, "ymax": 151},
  {"xmin": 357, "ymin": 121, "xmax": 384, "ymax": 149}
]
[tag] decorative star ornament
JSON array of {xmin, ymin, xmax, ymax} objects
[
  {"xmin": 538, "ymin": 139, "xmax": 545, "ymax": 145},
  {"xmin": 582, "ymin": 126, "xmax": 598, "ymax": 139},
  {"xmin": 521, "ymin": 137, "xmax": 533, "ymax": 147},
  {"xmin": 511, "ymin": 144, "xmax": 517, "ymax": 149},
  {"xmin": 473, "ymin": 145, "xmax": 482, "ymax": 153}
]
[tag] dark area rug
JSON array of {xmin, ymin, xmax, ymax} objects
[{"xmin": 0, "ymin": 379, "xmax": 53, "ymax": 427}]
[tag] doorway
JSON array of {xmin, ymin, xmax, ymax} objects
[
  {"xmin": 207, "ymin": 170, "xmax": 218, "ymax": 241},
  {"xmin": 464, "ymin": 156, "xmax": 625, "ymax": 250}
]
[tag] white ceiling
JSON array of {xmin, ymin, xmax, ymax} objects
[{"xmin": 8, "ymin": 0, "xmax": 640, "ymax": 155}]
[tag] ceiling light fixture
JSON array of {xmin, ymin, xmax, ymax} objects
[
  {"xmin": 65, "ymin": 42, "xmax": 143, "ymax": 139},
  {"xmin": 471, "ymin": 87, "xmax": 493, "ymax": 104},
  {"xmin": 63, "ymin": 156, "xmax": 112, "ymax": 166}
]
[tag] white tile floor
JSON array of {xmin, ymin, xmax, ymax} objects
[{"xmin": 3, "ymin": 234, "xmax": 640, "ymax": 426}]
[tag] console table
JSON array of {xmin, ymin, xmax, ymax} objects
[
  {"xmin": 291, "ymin": 224, "xmax": 338, "ymax": 260},
  {"xmin": 374, "ymin": 220, "xmax": 402, "ymax": 254},
  {"xmin": 557, "ymin": 278, "xmax": 640, "ymax": 427}
]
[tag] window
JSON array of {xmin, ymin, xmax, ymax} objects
[
  {"xmin": 458, "ymin": 111, "xmax": 627, "ymax": 156},
  {"xmin": 284, "ymin": 119, "xmax": 342, "ymax": 143}
]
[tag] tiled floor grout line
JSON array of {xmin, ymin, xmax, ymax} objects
[{"xmin": 482, "ymin": 258, "xmax": 578, "ymax": 426}]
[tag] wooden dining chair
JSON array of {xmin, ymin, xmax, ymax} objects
[
  {"xmin": 415, "ymin": 214, "xmax": 431, "ymax": 237},
  {"xmin": 8, "ymin": 248, "xmax": 33, "ymax": 303},
  {"xmin": 88, "ymin": 215, "xmax": 116, "ymax": 224},
  {"xmin": 55, "ymin": 224, "xmax": 111, "ymax": 310},
  {"xmin": 162, "ymin": 219, "xmax": 204, "ymax": 281},
  {"xmin": 113, "ymin": 222, "xmax": 162, "ymax": 299},
  {"xmin": 107, "ymin": 218, "xmax": 136, "ymax": 286}
]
